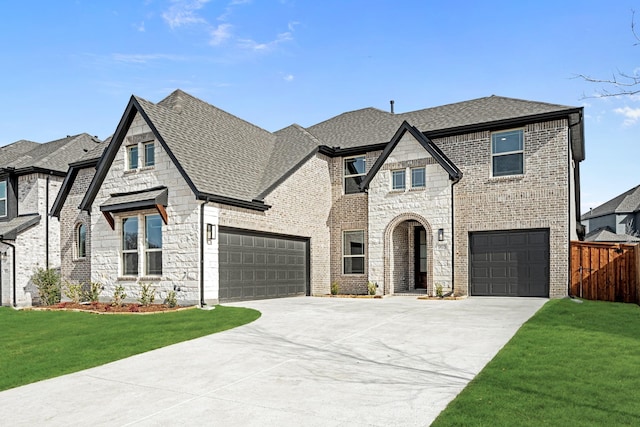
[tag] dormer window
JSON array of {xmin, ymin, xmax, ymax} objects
[
  {"xmin": 344, "ymin": 156, "xmax": 366, "ymax": 194},
  {"xmin": 0, "ymin": 180, "xmax": 6, "ymax": 217}
]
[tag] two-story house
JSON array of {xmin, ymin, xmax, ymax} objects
[
  {"xmin": 0, "ymin": 134, "xmax": 102, "ymax": 306},
  {"xmin": 53, "ymin": 90, "xmax": 584, "ymax": 306},
  {"xmin": 581, "ymin": 185, "xmax": 640, "ymax": 243}
]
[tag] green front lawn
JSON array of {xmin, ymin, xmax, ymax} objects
[
  {"xmin": 0, "ymin": 305, "xmax": 260, "ymax": 391},
  {"xmin": 432, "ymin": 299, "xmax": 640, "ymax": 426}
]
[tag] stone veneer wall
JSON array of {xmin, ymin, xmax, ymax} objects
[
  {"xmin": 328, "ymin": 151, "xmax": 379, "ymax": 295},
  {"xmin": 217, "ymin": 153, "xmax": 332, "ymax": 296},
  {"xmin": 60, "ymin": 167, "xmax": 95, "ymax": 288},
  {"xmin": 437, "ymin": 120, "xmax": 570, "ymax": 298},
  {"xmin": 367, "ymin": 133, "xmax": 453, "ymax": 295},
  {"xmin": 90, "ymin": 114, "xmax": 201, "ymax": 305},
  {"xmin": 5, "ymin": 173, "xmax": 63, "ymax": 306}
]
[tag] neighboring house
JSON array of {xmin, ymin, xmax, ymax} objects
[
  {"xmin": 581, "ymin": 185, "xmax": 640, "ymax": 243},
  {"xmin": 53, "ymin": 90, "xmax": 584, "ymax": 306},
  {"xmin": 0, "ymin": 134, "xmax": 102, "ymax": 306}
]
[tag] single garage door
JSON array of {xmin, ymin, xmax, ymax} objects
[
  {"xmin": 218, "ymin": 228, "xmax": 309, "ymax": 303},
  {"xmin": 470, "ymin": 229, "xmax": 549, "ymax": 297}
]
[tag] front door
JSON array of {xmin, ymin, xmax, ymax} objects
[{"xmin": 415, "ymin": 227, "xmax": 427, "ymax": 289}]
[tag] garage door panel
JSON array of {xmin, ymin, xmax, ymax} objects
[
  {"xmin": 219, "ymin": 229, "xmax": 309, "ymax": 303},
  {"xmin": 470, "ymin": 229, "xmax": 549, "ymax": 297}
]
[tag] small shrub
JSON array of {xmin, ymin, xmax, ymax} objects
[
  {"xmin": 138, "ymin": 283, "xmax": 156, "ymax": 306},
  {"xmin": 435, "ymin": 283, "xmax": 444, "ymax": 298},
  {"xmin": 63, "ymin": 282, "xmax": 83, "ymax": 304},
  {"xmin": 31, "ymin": 268, "xmax": 61, "ymax": 306},
  {"xmin": 164, "ymin": 290, "xmax": 178, "ymax": 308},
  {"xmin": 111, "ymin": 284, "xmax": 127, "ymax": 307},
  {"xmin": 367, "ymin": 281, "xmax": 377, "ymax": 296},
  {"xmin": 82, "ymin": 282, "xmax": 103, "ymax": 303},
  {"xmin": 330, "ymin": 281, "xmax": 339, "ymax": 295}
]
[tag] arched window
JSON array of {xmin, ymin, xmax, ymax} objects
[{"xmin": 76, "ymin": 223, "xmax": 86, "ymax": 258}]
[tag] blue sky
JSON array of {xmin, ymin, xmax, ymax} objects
[{"xmin": 1, "ymin": 1, "xmax": 638, "ymax": 214}]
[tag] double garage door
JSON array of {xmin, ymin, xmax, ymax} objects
[
  {"xmin": 470, "ymin": 229, "xmax": 550, "ymax": 297},
  {"xmin": 218, "ymin": 228, "xmax": 309, "ymax": 303}
]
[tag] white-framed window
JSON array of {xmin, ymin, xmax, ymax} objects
[
  {"xmin": 122, "ymin": 216, "xmax": 139, "ymax": 275},
  {"xmin": 126, "ymin": 141, "xmax": 155, "ymax": 170},
  {"xmin": 343, "ymin": 230, "xmax": 365, "ymax": 274},
  {"xmin": 0, "ymin": 180, "xmax": 6, "ymax": 217},
  {"xmin": 143, "ymin": 142, "xmax": 155, "ymax": 167},
  {"xmin": 145, "ymin": 214, "xmax": 162, "ymax": 276},
  {"xmin": 121, "ymin": 214, "xmax": 163, "ymax": 277},
  {"xmin": 392, "ymin": 170, "xmax": 406, "ymax": 190},
  {"xmin": 492, "ymin": 129, "xmax": 524, "ymax": 177},
  {"xmin": 344, "ymin": 156, "xmax": 366, "ymax": 194},
  {"xmin": 127, "ymin": 145, "xmax": 139, "ymax": 170},
  {"xmin": 411, "ymin": 167, "xmax": 426, "ymax": 188},
  {"xmin": 76, "ymin": 223, "xmax": 86, "ymax": 259}
]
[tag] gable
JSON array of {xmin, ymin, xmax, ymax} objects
[{"xmin": 360, "ymin": 121, "xmax": 462, "ymax": 191}]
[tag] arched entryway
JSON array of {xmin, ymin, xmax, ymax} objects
[{"xmin": 383, "ymin": 213, "xmax": 434, "ymax": 295}]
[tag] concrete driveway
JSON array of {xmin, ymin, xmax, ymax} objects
[{"xmin": 0, "ymin": 296, "xmax": 546, "ymax": 426}]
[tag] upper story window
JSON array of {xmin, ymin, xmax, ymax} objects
[
  {"xmin": 392, "ymin": 170, "xmax": 406, "ymax": 190},
  {"xmin": 76, "ymin": 223, "xmax": 86, "ymax": 259},
  {"xmin": 0, "ymin": 180, "xmax": 6, "ymax": 217},
  {"xmin": 411, "ymin": 167, "xmax": 426, "ymax": 188},
  {"xmin": 127, "ymin": 145, "xmax": 139, "ymax": 170},
  {"xmin": 144, "ymin": 142, "xmax": 155, "ymax": 167},
  {"xmin": 126, "ymin": 141, "xmax": 155, "ymax": 170},
  {"xmin": 492, "ymin": 130, "xmax": 524, "ymax": 177},
  {"xmin": 344, "ymin": 156, "xmax": 366, "ymax": 194}
]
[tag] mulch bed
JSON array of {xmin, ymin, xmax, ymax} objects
[{"xmin": 33, "ymin": 301, "xmax": 192, "ymax": 314}]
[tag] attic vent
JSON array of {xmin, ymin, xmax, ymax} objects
[{"xmin": 390, "ymin": 100, "xmax": 395, "ymax": 114}]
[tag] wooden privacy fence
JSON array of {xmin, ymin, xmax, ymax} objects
[{"xmin": 570, "ymin": 241, "xmax": 640, "ymax": 304}]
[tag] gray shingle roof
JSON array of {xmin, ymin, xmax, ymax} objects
[
  {"xmin": 584, "ymin": 227, "xmax": 640, "ymax": 243},
  {"xmin": 0, "ymin": 214, "xmax": 40, "ymax": 240},
  {"xmin": 581, "ymin": 185, "xmax": 640, "ymax": 220},
  {"xmin": 90, "ymin": 91, "xmax": 579, "ymax": 208},
  {"xmin": 1, "ymin": 134, "xmax": 103, "ymax": 173},
  {"xmin": 306, "ymin": 95, "xmax": 578, "ymax": 149},
  {"xmin": 136, "ymin": 90, "xmax": 277, "ymax": 201}
]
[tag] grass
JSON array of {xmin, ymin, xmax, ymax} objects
[
  {"xmin": 0, "ymin": 305, "xmax": 260, "ymax": 391},
  {"xmin": 432, "ymin": 298, "xmax": 640, "ymax": 426}
]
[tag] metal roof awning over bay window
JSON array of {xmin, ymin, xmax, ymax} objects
[{"xmin": 99, "ymin": 187, "xmax": 168, "ymax": 229}]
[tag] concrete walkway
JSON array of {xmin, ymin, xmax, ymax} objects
[{"xmin": 0, "ymin": 297, "xmax": 546, "ymax": 426}]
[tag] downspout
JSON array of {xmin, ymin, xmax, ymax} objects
[
  {"xmin": 200, "ymin": 200, "xmax": 206, "ymax": 307},
  {"xmin": 450, "ymin": 177, "xmax": 460, "ymax": 296},
  {"xmin": 3, "ymin": 241, "xmax": 16, "ymax": 308},
  {"xmin": 0, "ymin": 248, "xmax": 3, "ymax": 306},
  {"xmin": 45, "ymin": 175, "xmax": 50, "ymax": 269}
]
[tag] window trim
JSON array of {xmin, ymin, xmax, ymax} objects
[
  {"xmin": 491, "ymin": 129, "xmax": 524, "ymax": 177},
  {"xmin": 0, "ymin": 180, "xmax": 6, "ymax": 218},
  {"xmin": 343, "ymin": 155, "xmax": 366, "ymax": 194},
  {"xmin": 144, "ymin": 214, "xmax": 162, "ymax": 276},
  {"xmin": 343, "ymin": 229, "xmax": 365, "ymax": 275},
  {"xmin": 143, "ymin": 141, "xmax": 155, "ymax": 168},
  {"xmin": 411, "ymin": 167, "xmax": 426, "ymax": 189},
  {"xmin": 391, "ymin": 169, "xmax": 406, "ymax": 190},
  {"xmin": 121, "ymin": 216, "xmax": 139, "ymax": 276},
  {"xmin": 75, "ymin": 222, "xmax": 87, "ymax": 259}
]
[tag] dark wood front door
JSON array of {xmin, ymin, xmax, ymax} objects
[{"xmin": 415, "ymin": 227, "xmax": 427, "ymax": 289}]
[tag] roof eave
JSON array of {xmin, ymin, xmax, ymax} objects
[{"xmin": 196, "ymin": 192, "xmax": 271, "ymax": 212}]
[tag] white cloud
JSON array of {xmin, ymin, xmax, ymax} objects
[
  {"xmin": 238, "ymin": 31, "xmax": 293, "ymax": 51},
  {"xmin": 210, "ymin": 23, "xmax": 233, "ymax": 45},
  {"xmin": 111, "ymin": 53, "xmax": 187, "ymax": 64},
  {"xmin": 134, "ymin": 21, "xmax": 146, "ymax": 32},
  {"xmin": 283, "ymin": 74, "xmax": 294, "ymax": 82},
  {"xmin": 614, "ymin": 106, "xmax": 640, "ymax": 126},
  {"xmin": 162, "ymin": 0, "xmax": 211, "ymax": 29}
]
